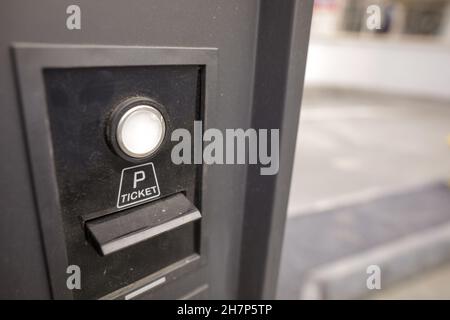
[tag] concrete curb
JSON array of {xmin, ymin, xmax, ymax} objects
[{"xmin": 300, "ymin": 221, "xmax": 450, "ymax": 299}]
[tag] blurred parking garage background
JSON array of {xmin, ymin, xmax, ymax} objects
[{"xmin": 278, "ymin": 0, "xmax": 450, "ymax": 299}]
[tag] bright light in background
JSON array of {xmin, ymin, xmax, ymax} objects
[{"xmin": 305, "ymin": 0, "xmax": 450, "ymax": 100}]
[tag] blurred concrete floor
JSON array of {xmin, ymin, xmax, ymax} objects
[
  {"xmin": 280, "ymin": 88, "xmax": 450, "ymax": 299},
  {"xmin": 369, "ymin": 261, "xmax": 450, "ymax": 300},
  {"xmin": 287, "ymin": 88, "xmax": 450, "ymax": 216}
]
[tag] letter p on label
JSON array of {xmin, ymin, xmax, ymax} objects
[{"xmin": 133, "ymin": 170, "xmax": 146, "ymax": 188}]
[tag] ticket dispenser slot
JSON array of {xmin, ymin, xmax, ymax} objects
[{"xmin": 85, "ymin": 193, "xmax": 201, "ymax": 256}]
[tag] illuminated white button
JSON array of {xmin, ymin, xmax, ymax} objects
[{"xmin": 116, "ymin": 105, "xmax": 166, "ymax": 158}]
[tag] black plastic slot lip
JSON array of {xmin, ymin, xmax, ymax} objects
[
  {"xmin": 85, "ymin": 192, "xmax": 201, "ymax": 256},
  {"xmin": 98, "ymin": 210, "xmax": 201, "ymax": 255},
  {"xmin": 80, "ymin": 190, "xmax": 188, "ymax": 225}
]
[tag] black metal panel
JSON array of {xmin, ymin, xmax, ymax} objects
[
  {"xmin": 44, "ymin": 65, "xmax": 200, "ymax": 214},
  {"xmin": 1, "ymin": 0, "xmax": 312, "ymax": 299},
  {"xmin": 42, "ymin": 65, "xmax": 203, "ymax": 299}
]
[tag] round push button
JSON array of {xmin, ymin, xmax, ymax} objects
[{"xmin": 114, "ymin": 103, "xmax": 166, "ymax": 159}]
